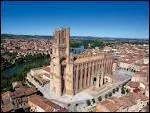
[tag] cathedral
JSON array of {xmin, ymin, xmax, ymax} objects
[{"xmin": 50, "ymin": 28, "xmax": 113, "ymax": 96}]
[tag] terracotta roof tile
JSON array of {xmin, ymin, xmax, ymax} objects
[
  {"xmin": 43, "ymin": 73, "xmax": 50, "ymax": 78},
  {"xmin": 127, "ymin": 81, "xmax": 140, "ymax": 88},
  {"xmin": 137, "ymin": 92, "xmax": 149, "ymax": 101},
  {"xmin": 28, "ymin": 95, "xmax": 68, "ymax": 112},
  {"xmin": 121, "ymin": 60, "xmax": 133, "ymax": 64},
  {"xmin": 111, "ymin": 97, "xmax": 124, "ymax": 108},
  {"xmin": 11, "ymin": 87, "xmax": 37, "ymax": 99},
  {"xmin": 118, "ymin": 96, "xmax": 133, "ymax": 108},
  {"xmin": 1, "ymin": 91, "xmax": 11, "ymax": 101},
  {"xmin": 42, "ymin": 66, "xmax": 50, "ymax": 73},
  {"xmin": 29, "ymin": 95, "xmax": 51, "ymax": 112},
  {"xmin": 135, "ymin": 71, "xmax": 148, "ymax": 77},
  {"xmin": 1, "ymin": 103, "xmax": 13, "ymax": 112},
  {"xmin": 127, "ymin": 92, "xmax": 141, "ymax": 103},
  {"xmin": 101, "ymin": 99, "xmax": 119, "ymax": 112},
  {"xmin": 96, "ymin": 102, "xmax": 110, "ymax": 112}
]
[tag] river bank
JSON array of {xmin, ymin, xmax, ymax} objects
[{"xmin": 1, "ymin": 54, "xmax": 50, "ymax": 92}]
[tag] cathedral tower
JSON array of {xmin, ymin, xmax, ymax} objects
[{"xmin": 50, "ymin": 28, "xmax": 70, "ymax": 96}]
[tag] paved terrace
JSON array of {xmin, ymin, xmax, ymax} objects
[{"xmin": 26, "ymin": 69, "xmax": 132, "ymax": 110}]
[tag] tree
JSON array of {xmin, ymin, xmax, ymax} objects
[
  {"xmin": 108, "ymin": 92, "xmax": 112, "ymax": 97},
  {"xmin": 71, "ymin": 42, "xmax": 81, "ymax": 48},
  {"xmin": 116, "ymin": 87, "xmax": 119, "ymax": 92},
  {"xmin": 121, "ymin": 88, "xmax": 125, "ymax": 95},
  {"xmin": 126, "ymin": 88, "xmax": 129, "ymax": 93},
  {"xmin": 113, "ymin": 89, "xmax": 116, "ymax": 93},
  {"xmin": 92, "ymin": 99, "xmax": 95, "ymax": 103},
  {"xmin": 86, "ymin": 100, "xmax": 91, "ymax": 106},
  {"xmin": 98, "ymin": 96, "xmax": 102, "ymax": 101},
  {"xmin": 1, "ymin": 52, "xmax": 51, "ymax": 92}
]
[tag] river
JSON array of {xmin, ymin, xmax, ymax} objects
[{"xmin": 1, "ymin": 57, "xmax": 50, "ymax": 77}]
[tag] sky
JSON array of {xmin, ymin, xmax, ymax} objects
[{"xmin": 1, "ymin": 1, "xmax": 149, "ymax": 39}]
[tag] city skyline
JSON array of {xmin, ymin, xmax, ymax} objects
[{"xmin": 2, "ymin": 1, "xmax": 149, "ymax": 39}]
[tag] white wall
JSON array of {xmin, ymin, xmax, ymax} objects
[{"xmin": 36, "ymin": 106, "xmax": 45, "ymax": 112}]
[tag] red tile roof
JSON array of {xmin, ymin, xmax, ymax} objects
[
  {"xmin": 97, "ymin": 92, "xmax": 149, "ymax": 111},
  {"xmin": 1, "ymin": 91, "xmax": 11, "ymax": 101},
  {"xmin": 43, "ymin": 73, "xmax": 50, "ymax": 78},
  {"xmin": 127, "ymin": 92, "xmax": 141, "ymax": 103},
  {"xmin": 118, "ymin": 96, "xmax": 134, "ymax": 108},
  {"xmin": 1, "ymin": 103, "xmax": 14, "ymax": 112},
  {"xmin": 121, "ymin": 60, "xmax": 133, "ymax": 64},
  {"xmin": 42, "ymin": 66, "xmax": 50, "ymax": 73},
  {"xmin": 127, "ymin": 81, "xmax": 140, "ymax": 88},
  {"xmin": 28, "ymin": 95, "xmax": 68, "ymax": 112},
  {"xmin": 11, "ymin": 87, "xmax": 37, "ymax": 99},
  {"xmin": 137, "ymin": 92, "xmax": 149, "ymax": 101},
  {"xmin": 100, "ymin": 99, "xmax": 120, "ymax": 112},
  {"xmin": 135, "ymin": 71, "xmax": 149, "ymax": 78}
]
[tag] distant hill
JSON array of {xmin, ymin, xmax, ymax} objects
[
  {"xmin": 1, "ymin": 34, "xmax": 52, "ymax": 39},
  {"xmin": 1, "ymin": 34, "xmax": 100, "ymax": 40},
  {"xmin": 1, "ymin": 34, "xmax": 149, "ymax": 42}
]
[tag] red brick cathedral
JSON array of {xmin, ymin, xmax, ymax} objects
[{"xmin": 50, "ymin": 28, "xmax": 113, "ymax": 96}]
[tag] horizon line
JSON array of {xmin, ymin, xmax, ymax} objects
[{"xmin": 1, "ymin": 33, "xmax": 149, "ymax": 40}]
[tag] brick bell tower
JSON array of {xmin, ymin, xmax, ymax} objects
[{"xmin": 50, "ymin": 28, "xmax": 72, "ymax": 96}]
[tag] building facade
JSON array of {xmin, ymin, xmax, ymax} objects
[
  {"xmin": 1, "ymin": 83, "xmax": 37, "ymax": 112},
  {"xmin": 50, "ymin": 28, "xmax": 113, "ymax": 96},
  {"xmin": 28, "ymin": 95, "xmax": 68, "ymax": 112}
]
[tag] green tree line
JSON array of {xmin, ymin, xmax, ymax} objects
[{"xmin": 1, "ymin": 54, "xmax": 50, "ymax": 92}]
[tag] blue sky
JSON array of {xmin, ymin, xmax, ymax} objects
[{"xmin": 1, "ymin": 1, "xmax": 149, "ymax": 39}]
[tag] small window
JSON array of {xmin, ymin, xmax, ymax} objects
[{"xmin": 94, "ymin": 77, "xmax": 96, "ymax": 81}]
